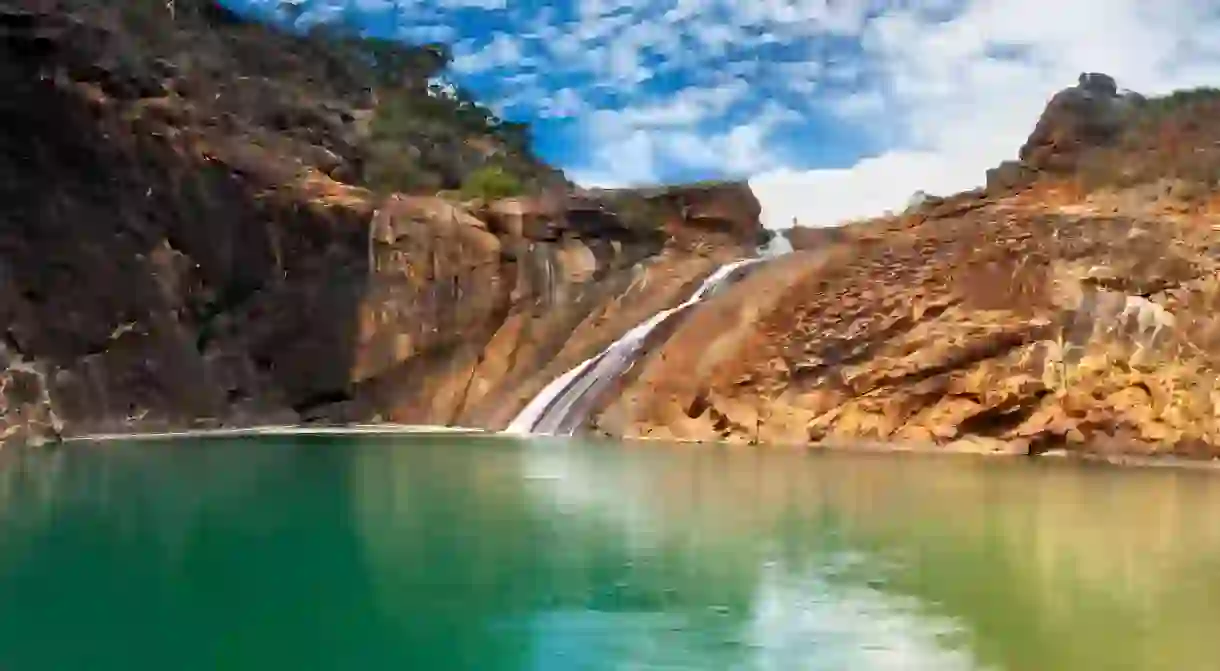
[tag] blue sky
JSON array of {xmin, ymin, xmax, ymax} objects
[{"xmin": 224, "ymin": 0, "xmax": 1220, "ymax": 228}]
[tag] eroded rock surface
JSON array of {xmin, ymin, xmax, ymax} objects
[{"xmin": 590, "ymin": 75, "xmax": 1220, "ymax": 458}]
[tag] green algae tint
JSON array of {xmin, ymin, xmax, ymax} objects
[{"xmin": 1, "ymin": 435, "xmax": 1219, "ymax": 670}]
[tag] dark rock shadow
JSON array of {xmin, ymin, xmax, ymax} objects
[{"xmin": 0, "ymin": 7, "xmax": 369, "ymax": 437}]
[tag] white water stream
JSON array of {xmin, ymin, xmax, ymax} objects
[{"xmin": 505, "ymin": 258, "xmax": 760, "ymax": 436}]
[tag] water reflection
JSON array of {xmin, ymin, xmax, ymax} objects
[
  {"xmin": 1, "ymin": 437, "xmax": 1219, "ymax": 670},
  {"xmin": 503, "ymin": 441, "xmax": 1220, "ymax": 670},
  {"xmin": 742, "ymin": 561, "xmax": 980, "ymax": 671},
  {"xmin": 505, "ymin": 441, "xmax": 984, "ymax": 669},
  {"xmin": 352, "ymin": 438, "xmax": 984, "ymax": 669}
]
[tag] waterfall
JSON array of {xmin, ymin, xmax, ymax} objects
[
  {"xmin": 505, "ymin": 258, "xmax": 760, "ymax": 436},
  {"xmin": 759, "ymin": 231, "xmax": 793, "ymax": 258}
]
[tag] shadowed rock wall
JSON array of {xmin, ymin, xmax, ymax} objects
[{"xmin": 0, "ymin": 1, "xmax": 766, "ymax": 443}]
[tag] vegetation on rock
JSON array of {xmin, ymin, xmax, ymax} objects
[
  {"xmin": 1140, "ymin": 86, "xmax": 1220, "ymax": 115},
  {"xmin": 459, "ymin": 165, "xmax": 525, "ymax": 201},
  {"xmin": 104, "ymin": 0, "xmax": 559, "ymax": 196}
]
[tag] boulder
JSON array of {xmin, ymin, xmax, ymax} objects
[
  {"xmin": 582, "ymin": 181, "xmax": 767, "ymax": 251},
  {"xmin": 985, "ymin": 160, "xmax": 1036, "ymax": 193},
  {"xmin": 1078, "ymin": 72, "xmax": 1118, "ymax": 97},
  {"xmin": 483, "ymin": 195, "xmax": 565, "ymax": 240},
  {"xmin": 1018, "ymin": 71, "xmax": 1131, "ymax": 173}
]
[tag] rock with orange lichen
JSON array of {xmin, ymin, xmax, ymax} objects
[
  {"xmin": 597, "ymin": 197, "xmax": 1220, "ymax": 457},
  {"xmin": 588, "ymin": 75, "xmax": 1220, "ymax": 459}
]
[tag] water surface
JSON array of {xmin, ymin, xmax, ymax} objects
[{"xmin": 1, "ymin": 436, "xmax": 1219, "ymax": 670}]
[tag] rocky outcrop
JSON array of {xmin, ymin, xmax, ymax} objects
[
  {"xmin": 579, "ymin": 181, "xmax": 768, "ymax": 252},
  {"xmin": 984, "ymin": 72, "xmax": 1220, "ymax": 199},
  {"xmin": 1017, "ymin": 72, "xmax": 1136, "ymax": 176},
  {"xmin": 593, "ymin": 194, "xmax": 1220, "ymax": 457},
  {"xmin": 291, "ymin": 192, "xmax": 723, "ymax": 428},
  {"xmin": 577, "ymin": 75, "xmax": 1220, "ymax": 459},
  {"xmin": 780, "ymin": 226, "xmax": 851, "ymax": 251},
  {"xmin": 977, "ymin": 73, "xmax": 1147, "ymax": 196},
  {"xmin": 985, "ymin": 160, "xmax": 1036, "ymax": 193}
]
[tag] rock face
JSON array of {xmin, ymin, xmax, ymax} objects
[
  {"xmin": 1017, "ymin": 72, "xmax": 1134, "ymax": 175},
  {"xmin": 781, "ymin": 226, "xmax": 852, "ymax": 251},
  {"xmin": 583, "ymin": 75, "xmax": 1220, "ymax": 458},
  {"xmin": 578, "ymin": 181, "xmax": 768, "ymax": 251},
  {"xmin": 987, "ymin": 72, "xmax": 1154, "ymax": 195},
  {"xmin": 17, "ymin": 6, "xmax": 1220, "ymax": 464},
  {"xmin": 0, "ymin": 343, "xmax": 61, "ymax": 445},
  {"xmin": 0, "ymin": 0, "xmax": 764, "ymax": 443}
]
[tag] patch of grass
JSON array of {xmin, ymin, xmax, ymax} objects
[{"xmin": 459, "ymin": 165, "xmax": 524, "ymax": 201}]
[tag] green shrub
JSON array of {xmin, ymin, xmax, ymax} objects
[
  {"xmin": 1141, "ymin": 87, "xmax": 1220, "ymax": 114},
  {"xmin": 459, "ymin": 165, "xmax": 524, "ymax": 201},
  {"xmin": 605, "ymin": 194, "xmax": 667, "ymax": 232},
  {"xmin": 109, "ymin": 0, "xmax": 554, "ymax": 196}
]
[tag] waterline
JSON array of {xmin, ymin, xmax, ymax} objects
[{"xmin": 65, "ymin": 424, "xmax": 487, "ymax": 443}]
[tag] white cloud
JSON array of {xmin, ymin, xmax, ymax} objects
[
  {"xmin": 572, "ymin": 81, "xmax": 789, "ymax": 186},
  {"xmin": 751, "ymin": 0, "xmax": 1220, "ymax": 228},
  {"xmin": 597, "ymin": 39, "xmax": 653, "ymax": 82},
  {"xmin": 733, "ymin": 0, "xmax": 876, "ymax": 35},
  {"xmin": 616, "ymin": 79, "xmax": 750, "ymax": 126},
  {"xmin": 537, "ymin": 87, "xmax": 591, "ymax": 119},
  {"xmin": 452, "ymin": 33, "xmax": 525, "ymax": 74},
  {"xmin": 575, "ymin": 118, "xmax": 781, "ymax": 186},
  {"xmin": 393, "ymin": 22, "xmax": 457, "ymax": 43},
  {"xmin": 570, "ymin": 128, "xmax": 661, "ymax": 187},
  {"xmin": 751, "ymin": 150, "xmax": 979, "ymax": 228}
]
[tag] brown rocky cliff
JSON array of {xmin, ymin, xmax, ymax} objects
[
  {"xmin": 1017, "ymin": 72, "xmax": 1131, "ymax": 175},
  {"xmin": 0, "ymin": 2, "xmax": 381, "ymax": 439},
  {"xmin": 0, "ymin": 1, "xmax": 766, "ymax": 443},
  {"xmin": 572, "ymin": 181, "xmax": 767, "ymax": 252},
  {"xmin": 779, "ymin": 225, "xmax": 852, "ymax": 251},
  {"xmin": 588, "ymin": 75, "xmax": 1220, "ymax": 459}
]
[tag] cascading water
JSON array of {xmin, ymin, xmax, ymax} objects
[
  {"xmin": 505, "ymin": 258, "xmax": 761, "ymax": 436},
  {"xmin": 759, "ymin": 230, "xmax": 793, "ymax": 258}
]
